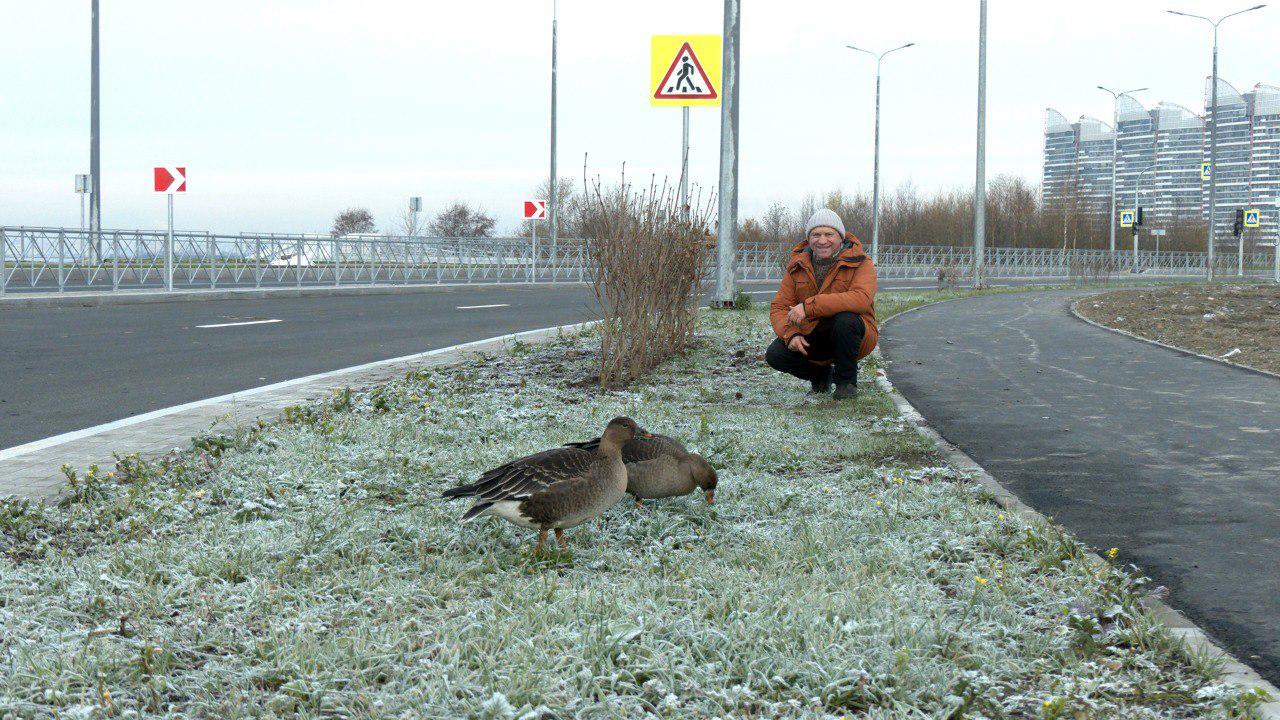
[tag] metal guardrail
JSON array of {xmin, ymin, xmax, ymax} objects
[{"xmin": 2, "ymin": 226, "xmax": 1277, "ymax": 294}]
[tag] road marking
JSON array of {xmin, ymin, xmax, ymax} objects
[
  {"xmin": 456, "ymin": 303, "xmax": 510, "ymax": 310},
  {"xmin": 196, "ymin": 318, "xmax": 282, "ymax": 329}
]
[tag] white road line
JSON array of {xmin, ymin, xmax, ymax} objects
[
  {"xmin": 456, "ymin": 303, "xmax": 510, "ymax": 310},
  {"xmin": 196, "ymin": 318, "xmax": 282, "ymax": 329},
  {"xmin": 0, "ymin": 321, "xmax": 592, "ymax": 462}
]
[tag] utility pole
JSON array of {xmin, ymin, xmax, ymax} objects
[
  {"xmin": 846, "ymin": 41, "xmax": 915, "ymax": 265},
  {"xmin": 89, "ymin": 0, "xmax": 102, "ymax": 257},
  {"xmin": 1168, "ymin": 5, "xmax": 1267, "ymax": 281},
  {"xmin": 680, "ymin": 106, "xmax": 690, "ymax": 216},
  {"xmin": 549, "ymin": 0, "xmax": 559, "ymax": 278},
  {"xmin": 1097, "ymin": 86, "xmax": 1147, "ymax": 256},
  {"xmin": 972, "ymin": 0, "xmax": 987, "ymax": 288},
  {"xmin": 714, "ymin": 0, "xmax": 740, "ymax": 307}
]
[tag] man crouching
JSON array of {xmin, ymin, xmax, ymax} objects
[{"xmin": 766, "ymin": 208, "xmax": 879, "ymax": 400}]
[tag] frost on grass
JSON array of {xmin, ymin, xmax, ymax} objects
[{"xmin": 0, "ymin": 297, "xmax": 1265, "ymax": 719}]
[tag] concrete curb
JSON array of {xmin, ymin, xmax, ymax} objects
[
  {"xmin": 875, "ymin": 295, "xmax": 1280, "ymax": 716},
  {"xmin": 1069, "ymin": 295, "xmax": 1280, "ymax": 382},
  {"xmin": 0, "ymin": 281, "xmax": 592, "ymax": 309},
  {"xmin": 0, "ymin": 320, "xmax": 596, "ymax": 501}
]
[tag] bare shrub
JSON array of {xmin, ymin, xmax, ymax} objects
[
  {"xmin": 936, "ymin": 260, "xmax": 964, "ymax": 289},
  {"xmin": 429, "ymin": 202, "xmax": 495, "ymax": 238},
  {"xmin": 331, "ymin": 208, "xmax": 376, "ymax": 237},
  {"xmin": 580, "ymin": 173, "xmax": 713, "ymax": 388}
]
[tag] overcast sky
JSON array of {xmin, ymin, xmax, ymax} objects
[{"xmin": 2, "ymin": 1, "xmax": 1277, "ymax": 235}]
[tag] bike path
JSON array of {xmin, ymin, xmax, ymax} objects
[{"xmin": 881, "ymin": 289, "xmax": 1280, "ymax": 685}]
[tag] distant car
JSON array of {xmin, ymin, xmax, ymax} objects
[{"xmin": 268, "ymin": 253, "xmax": 312, "ymax": 267}]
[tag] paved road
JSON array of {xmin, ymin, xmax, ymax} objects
[
  {"xmin": 0, "ymin": 285, "xmax": 604, "ymax": 451},
  {"xmin": 0, "ymin": 277, "xmax": 1187, "ymax": 453},
  {"xmin": 881, "ymin": 290, "xmax": 1280, "ymax": 685}
]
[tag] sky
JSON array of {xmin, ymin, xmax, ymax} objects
[{"xmin": 1, "ymin": 0, "xmax": 1277, "ymax": 235}]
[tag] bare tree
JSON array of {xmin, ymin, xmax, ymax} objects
[
  {"xmin": 519, "ymin": 176, "xmax": 580, "ymax": 238},
  {"xmin": 398, "ymin": 207, "xmax": 426, "ymax": 237},
  {"xmin": 428, "ymin": 202, "xmax": 496, "ymax": 238},
  {"xmin": 331, "ymin": 208, "xmax": 376, "ymax": 237}
]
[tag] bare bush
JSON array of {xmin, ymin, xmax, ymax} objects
[
  {"xmin": 331, "ymin": 208, "xmax": 376, "ymax": 237},
  {"xmin": 580, "ymin": 173, "xmax": 713, "ymax": 388},
  {"xmin": 429, "ymin": 202, "xmax": 495, "ymax": 238}
]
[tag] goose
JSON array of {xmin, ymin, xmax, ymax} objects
[
  {"xmin": 565, "ymin": 433, "xmax": 718, "ymax": 508},
  {"xmin": 441, "ymin": 417, "xmax": 647, "ymax": 553}
]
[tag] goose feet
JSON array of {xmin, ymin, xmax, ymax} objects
[
  {"xmin": 554, "ymin": 528, "xmax": 568, "ymax": 550},
  {"xmin": 533, "ymin": 528, "xmax": 570, "ymax": 556}
]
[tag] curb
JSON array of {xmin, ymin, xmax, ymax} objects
[
  {"xmin": 875, "ymin": 295, "xmax": 1280, "ymax": 716},
  {"xmin": 1069, "ymin": 295, "xmax": 1280, "ymax": 382},
  {"xmin": 0, "ymin": 320, "xmax": 597, "ymax": 500},
  {"xmin": 0, "ymin": 281, "xmax": 592, "ymax": 310}
]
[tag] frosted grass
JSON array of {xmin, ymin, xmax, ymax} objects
[{"xmin": 0, "ymin": 294, "xmax": 1266, "ymax": 718}]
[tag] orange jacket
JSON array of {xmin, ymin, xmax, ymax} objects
[{"xmin": 769, "ymin": 234, "xmax": 879, "ymax": 359}]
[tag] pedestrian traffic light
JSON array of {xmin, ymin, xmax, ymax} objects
[
  {"xmin": 1233, "ymin": 209, "xmax": 1244, "ymax": 238},
  {"xmin": 1135, "ymin": 207, "xmax": 1144, "ymax": 227}
]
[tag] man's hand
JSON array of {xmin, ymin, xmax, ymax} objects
[
  {"xmin": 786, "ymin": 303, "xmax": 806, "ymax": 325},
  {"xmin": 787, "ymin": 335, "xmax": 809, "ymax": 356}
]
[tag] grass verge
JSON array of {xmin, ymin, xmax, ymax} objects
[{"xmin": 0, "ymin": 290, "xmax": 1268, "ymax": 718}]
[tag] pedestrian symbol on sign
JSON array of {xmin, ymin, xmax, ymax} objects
[
  {"xmin": 653, "ymin": 41, "xmax": 718, "ymax": 102},
  {"xmin": 671, "ymin": 56, "xmax": 702, "ymax": 93},
  {"xmin": 1244, "ymin": 209, "xmax": 1261, "ymax": 228}
]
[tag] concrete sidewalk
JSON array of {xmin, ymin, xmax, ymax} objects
[
  {"xmin": 881, "ymin": 290, "xmax": 1280, "ymax": 686},
  {"xmin": 0, "ymin": 323, "xmax": 586, "ymax": 500}
]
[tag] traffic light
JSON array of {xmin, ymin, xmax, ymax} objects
[
  {"xmin": 1233, "ymin": 208, "xmax": 1244, "ymax": 238},
  {"xmin": 1135, "ymin": 207, "xmax": 1144, "ymax": 227}
]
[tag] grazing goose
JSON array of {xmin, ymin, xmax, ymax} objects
[
  {"xmin": 441, "ymin": 417, "xmax": 648, "ymax": 553},
  {"xmin": 566, "ymin": 433, "xmax": 718, "ymax": 507}
]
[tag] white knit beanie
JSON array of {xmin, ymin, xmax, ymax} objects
[{"xmin": 804, "ymin": 208, "xmax": 846, "ymax": 238}]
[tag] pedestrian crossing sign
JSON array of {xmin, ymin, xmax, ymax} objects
[
  {"xmin": 1120, "ymin": 210, "xmax": 1135, "ymax": 228},
  {"xmin": 651, "ymin": 35, "xmax": 721, "ymax": 107},
  {"xmin": 1244, "ymin": 209, "xmax": 1261, "ymax": 228},
  {"xmin": 1201, "ymin": 162, "xmax": 1211, "ymax": 181}
]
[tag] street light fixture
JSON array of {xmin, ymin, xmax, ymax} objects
[
  {"xmin": 846, "ymin": 41, "xmax": 915, "ymax": 265},
  {"xmin": 1096, "ymin": 85, "xmax": 1147, "ymax": 257},
  {"xmin": 1167, "ymin": 4, "xmax": 1267, "ymax": 280}
]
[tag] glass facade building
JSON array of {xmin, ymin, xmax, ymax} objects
[{"xmin": 1044, "ymin": 78, "xmax": 1279, "ymax": 244}]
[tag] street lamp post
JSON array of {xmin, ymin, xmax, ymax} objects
[
  {"xmin": 846, "ymin": 41, "xmax": 915, "ymax": 265},
  {"xmin": 89, "ymin": 0, "xmax": 101, "ymax": 258},
  {"xmin": 973, "ymin": 0, "xmax": 987, "ymax": 288},
  {"xmin": 548, "ymin": 0, "xmax": 559, "ymax": 278},
  {"xmin": 1168, "ymin": 4, "xmax": 1266, "ymax": 281},
  {"xmin": 1097, "ymin": 86, "xmax": 1147, "ymax": 257}
]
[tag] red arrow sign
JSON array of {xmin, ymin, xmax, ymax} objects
[
  {"xmin": 524, "ymin": 200, "xmax": 547, "ymax": 219},
  {"xmin": 154, "ymin": 166, "xmax": 187, "ymax": 193}
]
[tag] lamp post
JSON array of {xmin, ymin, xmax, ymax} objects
[
  {"xmin": 973, "ymin": 0, "xmax": 987, "ymax": 288},
  {"xmin": 548, "ymin": 0, "xmax": 559, "ymax": 278},
  {"xmin": 846, "ymin": 41, "xmax": 915, "ymax": 265},
  {"xmin": 1097, "ymin": 86, "xmax": 1147, "ymax": 257},
  {"xmin": 89, "ymin": 0, "xmax": 101, "ymax": 259},
  {"xmin": 714, "ymin": 0, "xmax": 741, "ymax": 307},
  {"xmin": 1167, "ymin": 4, "xmax": 1267, "ymax": 281}
]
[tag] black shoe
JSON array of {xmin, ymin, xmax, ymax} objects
[
  {"xmin": 809, "ymin": 368, "xmax": 833, "ymax": 394},
  {"xmin": 833, "ymin": 383, "xmax": 857, "ymax": 400}
]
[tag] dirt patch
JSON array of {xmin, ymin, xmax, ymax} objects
[{"xmin": 1075, "ymin": 284, "xmax": 1280, "ymax": 375}]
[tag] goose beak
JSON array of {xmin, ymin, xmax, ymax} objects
[
  {"xmin": 705, "ymin": 490, "xmax": 715, "ymax": 504},
  {"xmin": 642, "ymin": 432, "xmax": 654, "ymax": 438}
]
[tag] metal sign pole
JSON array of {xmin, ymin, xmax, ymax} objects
[
  {"xmin": 680, "ymin": 107, "xmax": 690, "ymax": 216},
  {"xmin": 165, "ymin": 193, "xmax": 174, "ymax": 291},
  {"xmin": 531, "ymin": 220, "xmax": 538, "ymax": 283},
  {"xmin": 714, "ymin": 0, "xmax": 741, "ymax": 307},
  {"xmin": 972, "ymin": 0, "xmax": 987, "ymax": 288}
]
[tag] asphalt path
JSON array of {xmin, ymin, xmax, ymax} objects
[{"xmin": 881, "ymin": 290, "xmax": 1280, "ymax": 684}]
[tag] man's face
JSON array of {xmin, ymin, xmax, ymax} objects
[{"xmin": 808, "ymin": 226, "xmax": 841, "ymax": 260}]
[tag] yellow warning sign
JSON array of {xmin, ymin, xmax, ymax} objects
[{"xmin": 651, "ymin": 35, "xmax": 721, "ymax": 107}]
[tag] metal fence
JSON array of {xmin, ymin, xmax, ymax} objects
[{"xmin": 2, "ymin": 226, "xmax": 1277, "ymax": 294}]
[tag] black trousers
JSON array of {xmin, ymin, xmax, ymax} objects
[{"xmin": 765, "ymin": 312, "xmax": 866, "ymax": 386}]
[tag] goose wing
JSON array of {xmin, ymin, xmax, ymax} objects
[
  {"xmin": 564, "ymin": 433, "xmax": 685, "ymax": 463},
  {"xmin": 442, "ymin": 447, "xmax": 596, "ymax": 520}
]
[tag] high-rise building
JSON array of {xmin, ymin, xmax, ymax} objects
[
  {"xmin": 1044, "ymin": 78, "xmax": 1279, "ymax": 244},
  {"xmin": 1247, "ymin": 84, "xmax": 1280, "ymax": 240},
  {"xmin": 1115, "ymin": 95, "xmax": 1156, "ymax": 213},
  {"xmin": 1042, "ymin": 109, "xmax": 1078, "ymax": 207},
  {"xmin": 1152, "ymin": 103, "xmax": 1204, "ymax": 224},
  {"xmin": 1076, "ymin": 117, "xmax": 1115, "ymax": 216},
  {"xmin": 1204, "ymin": 78, "xmax": 1252, "ymax": 240}
]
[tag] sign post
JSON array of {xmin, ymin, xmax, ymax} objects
[
  {"xmin": 154, "ymin": 166, "xmax": 187, "ymax": 291},
  {"xmin": 652, "ymin": 34, "xmax": 722, "ymax": 217},
  {"xmin": 75, "ymin": 174, "xmax": 89, "ymax": 230},
  {"xmin": 524, "ymin": 200, "xmax": 547, "ymax": 282}
]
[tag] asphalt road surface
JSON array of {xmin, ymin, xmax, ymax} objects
[{"xmin": 881, "ymin": 290, "xmax": 1280, "ymax": 685}]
